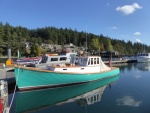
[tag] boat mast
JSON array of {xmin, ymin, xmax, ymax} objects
[
  {"xmin": 144, "ymin": 44, "xmax": 145, "ymax": 53},
  {"xmin": 86, "ymin": 27, "xmax": 87, "ymax": 56}
]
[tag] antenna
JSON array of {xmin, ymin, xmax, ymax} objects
[
  {"xmin": 144, "ymin": 44, "xmax": 145, "ymax": 53},
  {"xmin": 86, "ymin": 27, "xmax": 87, "ymax": 55}
]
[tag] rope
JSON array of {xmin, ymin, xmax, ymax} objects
[
  {"xmin": 7, "ymin": 62, "xmax": 19, "ymax": 112},
  {"xmin": 7, "ymin": 83, "xmax": 17, "ymax": 112}
]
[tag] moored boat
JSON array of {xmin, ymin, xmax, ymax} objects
[
  {"xmin": 29, "ymin": 52, "xmax": 77, "ymax": 68},
  {"xmin": 136, "ymin": 53, "xmax": 150, "ymax": 62},
  {"xmin": 14, "ymin": 56, "xmax": 120, "ymax": 90},
  {"xmin": 15, "ymin": 57, "xmax": 41, "ymax": 65}
]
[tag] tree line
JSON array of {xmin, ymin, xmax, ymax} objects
[{"xmin": 0, "ymin": 22, "xmax": 150, "ymax": 57}]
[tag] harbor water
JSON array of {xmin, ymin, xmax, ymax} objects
[{"xmin": 6, "ymin": 63, "xmax": 150, "ymax": 113}]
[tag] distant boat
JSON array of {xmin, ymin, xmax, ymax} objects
[
  {"xmin": 14, "ymin": 55, "xmax": 120, "ymax": 90},
  {"xmin": 15, "ymin": 57, "xmax": 41, "ymax": 65},
  {"xmin": 136, "ymin": 53, "xmax": 150, "ymax": 62},
  {"xmin": 15, "ymin": 75, "xmax": 119, "ymax": 113}
]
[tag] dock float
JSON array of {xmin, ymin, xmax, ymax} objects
[{"xmin": 0, "ymin": 63, "xmax": 15, "ymax": 84}]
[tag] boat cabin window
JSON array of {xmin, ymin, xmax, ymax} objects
[
  {"xmin": 70, "ymin": 54, "xmax": 76, "ymax": 63},
  {"xmin": 83, "ymin": 58, "xmax": 88, "ymax": 65},
  {"xmin": 138, "ymin": 53, "xmax": 149, "ymax": 56},
  {"xmin": 41, "ymin": 55, "xmax": 48, "ymax": 63},
  {"xmin": 60, "ymin": 57, "xmax": 67, "ymax": 61},
  {"xmin": 75, "ymin": 57, "xmax": 100, "ymax": 66},
  {"xmin": 97, "ymin": 58, "xmax": 99, "ymax": 64},
  {"xmin": 88, "ymin": 59, "xmax": 90, "ymax": 65},
  {"xmin": 51, "ymin": 58, "xmax": 58, "ymax": 61},
  {"xmin": 91, "ymin": 58, "xmax": 93, "ymax": 65},
  {"xmin": 94, "ymin": 58, "xmax": 96, "ymax": 64},
  {"xmin": 75, "ymin": 58, "xmax": 88, "ymax": 66},
  {"xmin": 88, "ymin": 57, "xmax": 100, "ymax": 65}
]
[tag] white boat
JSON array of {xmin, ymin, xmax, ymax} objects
[
  {"xmin": 29, "ymin": 52, "xmax": 77, "ymax": 68},
  {"xmin": 136, "ymin": 53, "xmax": 150, "ymax": 62}
]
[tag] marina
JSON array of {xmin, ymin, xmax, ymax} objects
[
  {"xmin": 1, "ymin": 62, "xmax": 150, "ymax": 113},
  {"xmin": 1, "ymin": 1, "xmax": 150, "ymax": 113},
  {"xmin": 0, "ymin": 54, "xmax": 147, "ymax": 113}
]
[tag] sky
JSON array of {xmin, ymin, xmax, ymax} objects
[{"xmin": 0, "ymin": 0, "xmax": 150, "ymax": 45}]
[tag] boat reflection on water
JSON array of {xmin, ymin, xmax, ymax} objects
[
  {"xmin": 137, "ymin": 63, "xmax": 150, "ymax": 71},
  {"xmin": 15, "ymin": 75, "xmax": 119, "ymax": 113}
]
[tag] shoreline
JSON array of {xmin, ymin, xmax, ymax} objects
[{"xmin": 0, "ymin": 56, "xmax": 18, "ymax": 58}]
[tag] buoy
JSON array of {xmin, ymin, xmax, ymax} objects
[
  {"xmin": 6, "ymin": 59, "xmax": 14, "ymax": 66},
  {"xmin": 6, "ymin": 59, "xmax": 11, "ymax": 66}
]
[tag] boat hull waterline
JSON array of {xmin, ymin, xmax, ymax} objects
[{"xmin": 14, "ymin": 67, "xmax": 120, "ymax": 90}]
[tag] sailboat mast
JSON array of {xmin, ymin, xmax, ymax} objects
[{"xmin": 86, "ymin": 27, "xmax": 87, "ymax": 55}]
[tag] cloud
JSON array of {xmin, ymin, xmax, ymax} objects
[
  {"xmin": 112, "ymin": 26, "xmax": 118, "ymax": 30},
  {"xmin": 116, "ymin": 96, "xmax": 142, "ymax": 107},
  {"xmin": 136, "ymin": 39, "xmax": 141, "ymax": 43},
  {"xmin": 109, "ymin": 26, "xmax": 118, "ymax": 30},
  {"xmin": 116, "ymin": 3, "xmax": 142, "ymax": 15},
  {"xmin": 134, "ymin": 32, "xmax": 141, "ymax": 35}
]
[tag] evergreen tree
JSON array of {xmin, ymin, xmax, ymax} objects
[
  {"xmin": 105, "ymin": 38, "xmax": 113, "ymax": 51},
  {"xmin": 90, "ymin": 37, "xmax": 100, "ymax": 50}
]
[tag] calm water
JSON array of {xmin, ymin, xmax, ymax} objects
[{"xmin": 8, "ymin": 63, "xmax": 150, "ymax": 113}]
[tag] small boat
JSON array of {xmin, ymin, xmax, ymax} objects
[
  {"xmin": 136, "ymin": 53, "xmax": 150, "ymax": 62},
  {"xmin": 15, "ymin": 52, "xmax": 77, "ymax": 68},
  {"xmin": 15, "ymin": 57, "xmax": 41, "ymax": 65},
  {"xmin": 14, "ymin": 56, "xmax": 120, "ymax": 90},
  {"xmin": 29, "ymin": 52, "xmax": 77, "ymax": 68},
  {"xmin": 15, "ymin": 75, "xmax": 119, "ymax": 113}
]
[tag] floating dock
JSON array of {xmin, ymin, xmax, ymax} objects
[
  {"xmin": 103, "ymin": 59, "xmax": 137, "ymax": 64},
  {"xmin": 0, "ymin": 63, "xmax": 15, "ymax": 84}
]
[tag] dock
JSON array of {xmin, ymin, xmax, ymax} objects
[
  {"xmin": 0, "ymin": 63, "xmax": 15, "ymax": 84},
  {"xmin": 103, "ymin": 60, "xmax": 126, "ymax": 64},
  {"xmin": 103, "ymin": 59, "xmax": 137, "ymax": 64}
]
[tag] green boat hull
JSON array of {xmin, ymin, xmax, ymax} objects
[
  {"xmin": 15, "ymin": 75, "xmax": 119, "ymax": 113},
  {"xmin": 14, "ymin": 67, "xmax": 120, "ymax": 90}
]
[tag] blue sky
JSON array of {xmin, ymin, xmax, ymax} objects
[{"xmin": 0, "ymin": 0, "xmax": 150, "ymax": 45}]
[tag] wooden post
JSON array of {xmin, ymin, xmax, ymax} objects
[{"xmin": 109, "ymin": 52, "xmax": 112, "ymax": 67}]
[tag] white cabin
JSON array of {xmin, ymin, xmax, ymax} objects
[{"xmin": 47, "ymin": 56, "xmax": 111, "ymax": 74}]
